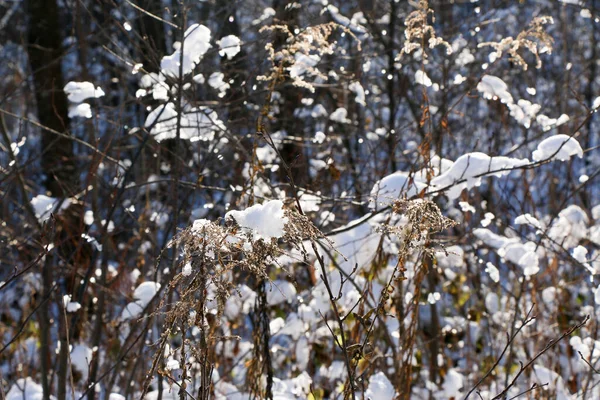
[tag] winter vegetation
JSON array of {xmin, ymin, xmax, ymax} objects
[{"xmin": 2, "ymin": 0, "xmax": 600, "ymax": 399}]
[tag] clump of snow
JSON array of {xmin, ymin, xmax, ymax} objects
[
  {"xmin": 440, "ymin": 369, "xmax": 464, "ymax": 398},
  {"xmin": 481, "ymin": 212, "xmax": 495, "ymax": 227},
  {"xmin": 71, "ymin": 344, "xmax": 93, "ymax": 381},
  {"xmin": 508, "ymin": 99, "xmax": 540, "ymax": 129},
  {"xmin": 330, "ymin": 107, "xmax": 350, "ymax": 123},
  {"xmin": 431, "ymin": 152, "xmax": 529, "ymax": 200},
  {"xmin": 485, "ymin": 262, "xmax": 500, "ymax": 282},
  {"xmin": 208, "ymin": 72, "xmax": 230, "ymax": 97},
  {"xmin": 536, "ymin": 114, "xmax": 570, "ymax": 131},
  {"xmin": 313, "ymin": 131, "xmax": 326, "ymax": 144},
  {"xmin": 252, "ymin": 7, "xmax": 276, "ymax": 25},
  {"xmin": 477, "ymin": 75, "xmax": 513, "ymax": 104},
  {"xmin": 289, "ymin": 53, "xmax": 320, "ymax": 79},
  {"xmin": 499, "ymin": 241, "xmax": 540, "ymax": 276},
  {"xmin": 144, "ymin": 103, "xmax": 225, "ymax": 142},
  {"xmin": 6, "ymin": 378, "xmax": 48, "ymax": 400},
  {"xmin": 68, "ymin": 103, "xmax": 92, "ymax": 119},
  {"xmin": 415, "ymin": 70, "xmax": 432, "ymax": 87},
  {"xmin": 218, "ymin": 34, "xmax": 241, "ymax": 59},
  {"xmin": 31, "ymin": 195, "xmax": 72, "ymax": 223},
  {"xmin": 370, "ymin": 171, "xmax": 427, "ymax": 209},
  {"xmin": 514, "ymin": 213, "xmax": 542, "ymax": 229},
  {"xmin": 547, "ymin": 205, "xmax": 589, "ymax": 249},
  {"xmin": 64, "ymin": 81, "xmax": 105, "ymax": 103},
  {"xmin": 182, "ymin": 262, "xmax": 192, "ymax": 276},
  {"xmin": 365, "ymin": 372, "xmax": 397, "ymax": 399},
  {"xmin": 63, "ymin": 294, "xmax": 82, "ymax": 313},
  {"xmin": 349, "ymin": 81, "xmax": 366, "ymax": 105},
  {"xmin": 226, "ymin": 200, "xmax": 288, "ymax": 241},
  {"xmin": 266, "ymin": 280, "xmax": 297, "ymax": 306},
  {"xmin": 161, "ymin": 24, "xmax": 211, "ymax": 77},
  {"xmin": 533, "ymin": 365, "xmax": 572, "ymax": 399},
  {"xmin": 455, "ymin": 48, "xmax": 475, "ymax": 66},
  {"xmin": 532, "ymin": 134, "xmax": 583, "ymax": 162},
  {"xmin": 573, "ymin": 245, "xmax": 588, "ymax": 263},
  {"xmin": 134, "ymin": 281, "xmax": 161, "ymax": 304},
  {"xmin": 121, "ymin": 281, "xmax": 161, "ymax": 320},
  {"xmin": 473, "ymin": 228, "xmax": 520, "ymax": 249}
]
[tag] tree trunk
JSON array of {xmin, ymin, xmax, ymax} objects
[{"xmin": 26, "ymin": 0, "xmax": 77, "ymax": 197}]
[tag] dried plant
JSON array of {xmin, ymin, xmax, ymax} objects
[
  {"xmin": 399, "ymin": 0, "xmax": 452, "ymax": 58},
  {"xmin": 478, "ymin": 16, "xmax": 554, "ymax": 70},
  {"xmin": 258, "ymin": 22, "xmax": 359, "ymax": 92},
  {"xmin": 141, "ymin": 205, "xmax": 329, "ymax": 397}
]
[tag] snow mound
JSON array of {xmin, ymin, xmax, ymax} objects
[
  {"xmin": 218, "ymin": 35, "xmax": 241, "ymax": 59},
  {"xmin": 431, "ymin": 152, "xmax": 529, "ymax": 200},
  {"xmin": 226, "ymin": 200, "xmax": 288, "ymax": 240},
  {"xmin": 370, "ymin": 171, "xmax": 427, "ymax": 209},
  {"xmin": 161, "ymin": 24, "xmax": 211, "ymax": 77},
  {"xmin": 477, "ymin": 75, "xmax": 513, "ymax": 104},
  {"xmin": 532, "ymin": 134, "xmax": 583, "ymax": 162},
  {"xmin": 64, "ymin": 81, "xmax": 105, "ymax": 103}
]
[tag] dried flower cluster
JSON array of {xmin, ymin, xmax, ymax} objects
[
  {"xmin": 400, "ymin": 0, "xmax": 452, "ymax": 58},
  {"xmin": 258, "ymin": 22, "xmax": 358, "ymax": 92},
  {"xmin": 478, "ymin": 16, "xmax": 554, "ymax": 70}
]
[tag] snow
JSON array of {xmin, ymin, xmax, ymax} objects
[
  {"xmin": 415, "ymin": 70, "xmax": 432, "ymax": 87},
  {"xmin": 573, "ymin": 245, "xmax": 588, "ymax": 263},
  {"xmin": 121, "ymin": 281, "xmax": 161, "ymax": 320},
  {"xmin": 349, "ymin": 81, "xmax": 366, "ymax": 106},
  {"xmin": 481, "ymin": 212, "xmax": 495, "ymax": 227},
  {"xmin": 63, "ymin": 294, "xmax": 82, "ymax": 312},
  {"xmin": 508, "ymin": 99, "xmax": 540, "ymax": 128},
  {"xmin": 431, "ymin": 152, "xmax": 529, "ymax": 200},
  {"xmin": 455, "ymin": 48, "xmax": 475, "ymax": 66},
  {"xmin": 441, "ymin": 369, "xmax": 464, "ymax": 398},
  {"xmin": 370, "ymin": 171, "xmax": 427, "ymax": 209},
  {"xmin": 313, "ymin": 131, "xmax": 326, "ymax": 144},
  {"xmin": 31, "ymin": 195, "xmax": 72, "ymax": 223},
  {"xmin": 208, "ymin": 72, "xmax": 230, "ymax": 97},
  {"xmin": 161, "ymin": 24, "xmax": 211, "ymax": 77},
  {"xmin": 514, "ymin": 213, "xmax": 542, "ymax": 229},
  {"xmin": 144, "ymin": 103, "xmax": 225, "ymax": 142},
  {"xmin": 289, "ymin": 53, "xmax": 320, "ymax": 78},
  {"xmin": 477, "ymin": 75, "xmax": 513, "ymax": 104},
  {"xmin": 536, "ymin": 113, "xmax": 570, "ymax": 131},
  {"xmin": 499, "ymin": 242, "xmax": 540, "ymax": 276},
  {"xmin": 71, "ymin": 344, "xmax": 93, "ymax": 381},
  {"xmin": 330, "ymin": 107, "xmax": 350, "ymax": 123},
  {"xmin": 64, "ymin": 81, "xmax": 105, "ymax": 103},
  {"xmin": 68, "ymin": 103, "xmax": 92, "ymax": 119},
  {"xmin": 133, "ymin": 281, "xmax": 161, "ymax": 305},
  {"xmin": 218, "ymin": 35, "xmax": 241, "ymax": 59},
  {"xmin": 182, "ymin": 262, "xmax": 192, "ymax": 276},
  {"xmin": 226, "ymin": 200, "xmax": 288, "ymax": 240},
  {"xmin": 532, "ymin": 134, "xmax": 583, "ymax": 162},
  {"xmin": 6, "ymin": 378, "xmax": 50, "ymax": 400},
  {"xmin": 533, "ymin": 365, "xmax": 573, "ymax": 400},
  {"xmin": 365, "ymin": 372, "xmax": 397, "ymax": 399},
  {"xmin": 326, "ymin": 5, "xmax": 367, "ymax": 34},
  {"xmin": 473, "ymin": 228, "xmax": 520, "ymax": 249},
  {"xmin": 485, "ymin": 262, "xmax": 500, "ymax": 282}
]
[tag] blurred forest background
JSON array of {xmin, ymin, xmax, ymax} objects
[{"xmin": 1, "ymin": 0, "xmax": 600, "ymax": 399}]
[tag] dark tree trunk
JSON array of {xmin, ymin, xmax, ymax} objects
[
  {"xmin": 26, "ymin": 0, "xmax": 78, "ymax": 197},
  {"xmin": 138, "ymin": 0, "xmax": 167, "ymax": 72}
]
